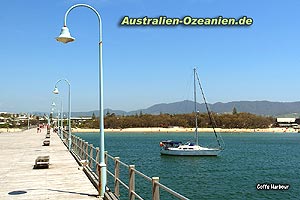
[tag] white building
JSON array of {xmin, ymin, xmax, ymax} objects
[
  {"xmin": 276, "ymin": 118, "xmax": 299, "ymax": 127},
  {"xmin": 0, "ymin": 117, "xmax": 6, "ymax": 125}
]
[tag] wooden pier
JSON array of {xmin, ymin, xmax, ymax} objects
[{"xmin": 0, "ymin": 128, "xmax": 99, "ymax": 200}]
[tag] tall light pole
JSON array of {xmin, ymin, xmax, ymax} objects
[
  {"xmin": 56, "ymin": 98, "xmax": 64, "ymax": 139},
  {"xmin": 27, "ymin": 113, "xmax": 30, "ymax": 130},
  {"xmin": 51, "ymin": 102, "xmax": 56, "ymax": 127},
  {"xmin": 52, "ymin": 100, "xmax": 60, "ymax": 134},
  {"xmin": 53, "ymin": 79, "xmax": 71, "ymax": 151},
  {"xmin": 60, "ymin": 99, "xmax": 64, "ymax": 139},
  {"xmin": 55, "ymin": 4, "xmax": 106, "ymax": 197}
]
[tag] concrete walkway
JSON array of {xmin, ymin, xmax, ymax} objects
[{"xmin": 0, "ymin": 128, "xmax": 99, "ymax": 199}]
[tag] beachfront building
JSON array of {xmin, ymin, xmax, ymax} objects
[
  {"xmin": 71, "ymin": 117, "xmax": 93, "ymax": 126},
  {"xmin": 0, "ymin": 112, "xmax": 43, "ymax": 128},
  {"xmin": 16, "ymin": 115, "xmax": 28, "ymax": 122},
  {"xmin": 276, "ymin": 118, "xmax": 300, "ymax": 128},
  {"xmin": 0, "ymin": 112, "xmax": 13, "ymax": 127},
  {"xmin": 52, "ymin": 116, "xmax": 92, "ymax": 130},
  {"xmin": 0, "ymin": 117, "xmax": 7, "ymax": 125}
]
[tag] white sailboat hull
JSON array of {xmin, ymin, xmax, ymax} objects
[
  {"xmin": 159, "ymin": 68, "xmax": 224, "ymax": 156},
  {"xmin": 160, "ymin": 145, "xmax": 221, "ymax": 156}
]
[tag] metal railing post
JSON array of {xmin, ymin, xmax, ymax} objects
[
  {"xmin": 129, "ymin": 165, "xmax": 135, "ymax": 200},
  {"xmin": 152, "ymin": 177, "xmax": 160, "ymax": 200},
  {"xmin": 104, "ymin": 151, "xmax": 108, "ymax": 166},
  {"xmin": 114, "ymin": 157, "xmax": 120, "ymax": 197},
  {"xmin": 75, "ymin": 137, "xmax": 78, "ymax": 154},
  {"xmin": 76, "ymin": 137, "xmax": 79, "ymax": 154},
  {"xmin": 65, "ymin": 131, "xmax": 68, "ymax": 145},
  {"xmin": 78, "ymin": 139, "xmax": 81, "ymax": 157},
  {"xmin": 89, "ymin": 144, "xmax": 94, "ymax": 169},
  {"xmin": 65, "ymin": 131, "xmax": 68, "ymax": 143},
  {"xmin": 96, "ymin": 147, "xmax": 100, "ymax": 176},
  {"xmin": 71, "ymin": 135, "xmax": 75, "ymax": 151},
  {"xmin": 85, "ymin": 141, "xmax": 89, "ymax": 160},
  {"xmin": 81, "ymin": 140, "xmax": 85, "ymax": 158}
]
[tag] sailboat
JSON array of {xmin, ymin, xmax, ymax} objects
[{"xmin": 160, "ymin": 68, "xmax": 224, "ymax": 156}]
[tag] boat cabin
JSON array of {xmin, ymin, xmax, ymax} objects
[{"xmin": 160, "ymin": 140, "xmax": 182, "ymax": 149}]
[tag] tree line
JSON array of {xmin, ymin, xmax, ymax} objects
[
  {"xmin": 0, "ymin": 113, "xmax": 44, "ymax": 128},
  {"xmin": 77, "ymin": 112, "xmax": 275, "ymax": 129}
]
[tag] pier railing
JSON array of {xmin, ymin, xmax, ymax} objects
[{"xmin": 60, "ymin": 130, "xmax": 189, "ymax": 200}]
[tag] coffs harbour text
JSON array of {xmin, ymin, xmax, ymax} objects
[{"xmin": 256, "ymin": 183, "xmax": 290, "ymax": 190}]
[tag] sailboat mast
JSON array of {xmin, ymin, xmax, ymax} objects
[{"xmin": 194, "ymin": 68, "xmax": 199, "ymax": 145}]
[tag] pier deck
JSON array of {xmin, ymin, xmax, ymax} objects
[{"xmin": 0, "ymin": 128, "xmax": 99, "ymax": 199}]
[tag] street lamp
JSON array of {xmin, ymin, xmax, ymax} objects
[
  {"xmin": 50, "ymin": 111, "xmax": 53, "ymax": 125},
  {"xmin": 54, "ymin": 98, "xmax": 64, "ymax": 139},
  {"xmin": 60, "ymin": 99, "xmax": 64, "ymax": 139},
  {"xmin": 27, "ymin": 113, "xmax": 30, "ymax": 130},
  {"xmin": 56, "ymin": 4, "xmax": 106, "ymax": 197},
  {"xmin": 51, "ymin": 102, "xmax": 56, "ymax": 127},
  {"xmin": 50, "ymin": 102, "xmax": 56, "ymax": 126},
  {"xmin": 53, "ymin": 79, "xmax": 71, "ymax": 151},
  {"xmin": 52, "ymin": 99, "xmax": 61, "ymax": 136}
]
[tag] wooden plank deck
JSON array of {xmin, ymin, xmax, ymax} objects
[{"xmin": 0, "ymin": 128, "xmax": 100, "ymax": 200}]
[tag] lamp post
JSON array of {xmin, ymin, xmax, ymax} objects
[
  {"xmin": 57, "ymin": 109, "xmax": 60, "ymax": 135},
  {"xmin": 56, "ymin": 98, "xmax": 64, "ymax": 139},
  {"xmin": 27, "ymin": 113, "xmax": 30, "ymax": 130},
  {"xmin": 50, "ymin": 111, "xmax": 53, "ymax": 125},
  {"xmin": 56, "ymin": 4, "xmax": 106, "ymax": 197},
  {"xmin": 51, "ymin": 102, "xmax": 56, "ymax": 127},
  {"xmin": 50, "ymin": 102, "xmax": 56, "ymax": 127},
  {"xmin": 52, "ymin": 102, "xmax": 60, "ymax": 134},
  {"xmin": 60, "ymin": 99, "xmax": 64, "ymax": 139},
  {"xmin": 53, "ymin": 79, "xmax": 71, "ymax": 151}
]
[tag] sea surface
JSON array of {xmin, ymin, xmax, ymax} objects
[{"xmin": 75, "ymin": 132, "xmax": 300, "ymax": 200}]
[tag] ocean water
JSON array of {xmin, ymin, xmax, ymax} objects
[{"xmin": 75, "ymin": 132, "xmax": 300, "ymax": 200}]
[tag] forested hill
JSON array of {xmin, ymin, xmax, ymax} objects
[
  {"xmin": 129, "ymin": 100, "xmax": 300, "ymax": 116},
  {"xmin": 71, "ymin": 100, "xmax": 300, "ymax": 117}
]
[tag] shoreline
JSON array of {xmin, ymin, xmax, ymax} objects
[
  {"xmin": 71, "ymin": 127, "xmax": 299, "ymax": 133},
  {"xmin": 0, "ymin": 128, "xmax": 23, "ymax": 133},
  {"xmin": 2, "ymin": 127, "xmax": 298, "ymax": 134}
]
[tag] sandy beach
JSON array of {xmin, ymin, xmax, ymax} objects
[
  {"xmin": 2, "ymin": 127, "xmax": 297, "ymax": 134},
  {"xmin": 71, "ymin": 127, "xmax": 299, "ymax": 133},
  {"xmin": 0, "ymin": 128, "xmax": 23, "ymax": 133}
]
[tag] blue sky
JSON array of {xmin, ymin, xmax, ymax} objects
[{"xmin": 1, "ymin": 0, "xmax": 300, "ymax": 113}]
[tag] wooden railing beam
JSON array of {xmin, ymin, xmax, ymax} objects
[{"xmin": 70, "ymin": 136, "xmax": 188, "ymax": 200}]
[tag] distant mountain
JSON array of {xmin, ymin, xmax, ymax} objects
[
  {"xmin": 128, "ymin": 100, "xmax": 198, "ymax": 115},
  {"xmin": 210, "ymin": 101, "xmax": 300, "ymax": 116},
  {"xmin": 71, "ymin": 109, "xmax": 127, "ymax": 117},
  {"xmin": 67, "ymin": 100, "xmax": 300, "ymax": 117}
]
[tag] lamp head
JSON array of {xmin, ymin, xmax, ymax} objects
[
  {"xmin": 53, "ymin": 87, "xmax": 59, "ymax": 94},
  {"xmin": 56, "ymin": 26, "xmax": 75, "ymax": 43}
]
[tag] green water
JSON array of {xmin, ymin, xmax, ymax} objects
[{"xmin": 75, "ymin": 132, "xmax": 300, "ymax": 200}]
